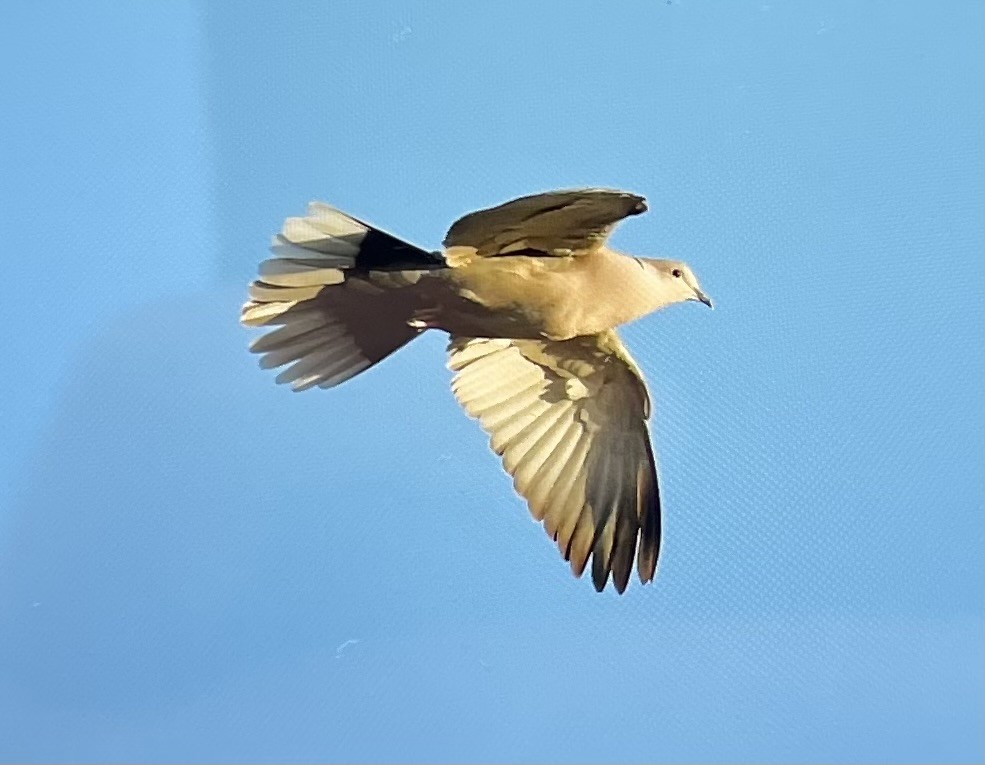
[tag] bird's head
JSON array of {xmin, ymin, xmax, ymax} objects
[{"xmin": 643, "ymin": 258, "xmax": 713, "ymax": 308}]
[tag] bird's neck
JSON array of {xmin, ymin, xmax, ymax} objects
[{"xmin": 584, "ymin": 252, "xmax": 675, "ymax": 329}]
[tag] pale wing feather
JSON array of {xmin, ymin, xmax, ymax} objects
[
  {"xmin": 544, "ymin": 433, "xmax": 591, "ymax": 541},
  {"xmin": 442, "ymin": 188, "xmax": 647, "ymax": 264},
  {"xmin": 447, "ymin": 331, "xmax": 661, "ymax": 593},
  {"xmin": 525, "ymin": 416, "xmax": 584, "ymax": 521},
  {"xmin": 511, "ymin": 402, "xmax": 577, "ymax": 494}
]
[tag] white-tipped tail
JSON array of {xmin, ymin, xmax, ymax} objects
[
  {"xmin": 241, "ymin": 201, "xmax": 432, "ymax": 391},
  {"xmin": 242, "ymin": 202, "xmax": 370, "ymax": 327}
]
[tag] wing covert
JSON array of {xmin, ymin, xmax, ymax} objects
[{"xmin": 442, "ymin": 188, "xmax": 647, "ymax": 264}]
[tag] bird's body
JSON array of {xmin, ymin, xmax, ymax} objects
[
  {"xmin": 241, "ymin": 189, "xmax": 710, "ymax": 593},
  {"xmin": 432, "ymin": 250, "xmax": 679, "ymax": 340}
]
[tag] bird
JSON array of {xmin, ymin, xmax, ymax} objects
[{"xmin": 241, "ymin": 188, "xmax": 711, "ymax": 593}]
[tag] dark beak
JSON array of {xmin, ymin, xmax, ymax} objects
[{"xmin": 694, "ymin": 288, "xmax": 713, "ymax": 309}]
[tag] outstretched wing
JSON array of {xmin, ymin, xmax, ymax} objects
[
  {"xmin": 447, "ymin": 331, "xmax": 661, "ymax": 593},
  {"xmin": 442, "ymin": 188, "xmax": 647, "ymax": 264}
]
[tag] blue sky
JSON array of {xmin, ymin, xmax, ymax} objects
[{"xmin": 1, "ymin": 1, "xmax": 982, "ymax": 762}]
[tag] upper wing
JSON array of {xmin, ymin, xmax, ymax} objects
[
  {"xmin": 442, "ymin": 188, "xmax": 647, "ymax": 264},
  {"xmin": 447, "ymin": 331, "xmax": 661, "ymax": 593}
]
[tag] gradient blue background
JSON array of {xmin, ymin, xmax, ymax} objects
[{"xmin": 1, "ymin": 1, "xmax": 982, "ymax": 762}]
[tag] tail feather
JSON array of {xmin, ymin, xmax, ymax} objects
[{"xmin": 241, "ymin": 201, "xmax": 439, "ymax": 391}]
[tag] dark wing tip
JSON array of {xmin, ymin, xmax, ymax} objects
[
  {"xmin": 612, "ymin": 568, "xmax": 630, "ymax": 594},
  {"xmin": 638, "ymin": 557, "xmax": 657, "ymax": 583},
  {"xmin": 609, "ymin": 512, "xmax": 637, "ymax": 594},
  {"xmin": 636, "ymin": 440, "xmax": 662, "ymax": 584},
  {"xmin": 592, "ymin": 567, "xmax": 610, "ymax": 593}
]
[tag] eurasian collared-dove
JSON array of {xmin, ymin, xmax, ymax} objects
[{"xmin": 241, "ymin": 189, "xmax": 711, "ymax": 593}]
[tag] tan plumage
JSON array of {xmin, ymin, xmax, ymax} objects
[{"xmin": 241, "ymin": 189, "xmax": 711, "ymax": 592}]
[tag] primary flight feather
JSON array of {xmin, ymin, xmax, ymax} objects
[{"xmin": 241, "ymin": 189, "xmax": 711, "ymax": 593}]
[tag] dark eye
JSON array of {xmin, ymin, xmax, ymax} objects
[{"xmin": 672, "ymin": 268, "xmax": 682, "ymax": 278}]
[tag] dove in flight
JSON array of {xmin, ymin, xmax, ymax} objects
[{"xmin": 241, "ymin": 189, "xmax": 711, "ymax": 593}]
